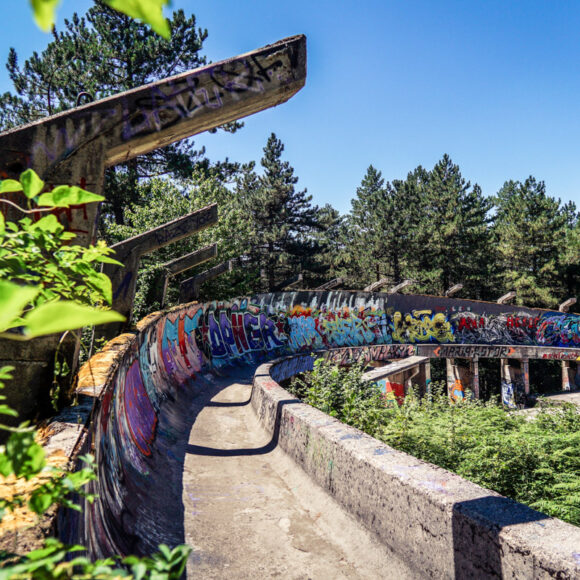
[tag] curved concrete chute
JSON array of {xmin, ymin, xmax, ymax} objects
[{"xmin": 56, "ymin": 290, "xmax": 580, "ymax": 577}]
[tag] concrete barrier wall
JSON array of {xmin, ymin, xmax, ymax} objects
[
  {"xmin": 253, "ymin": 356, "xmax": 580, "ymax": 579},
  {"xmin": 59, "ymin": 291, "xmax": 580, "ymax": 569}
]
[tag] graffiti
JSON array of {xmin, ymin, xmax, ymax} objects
[
  {"xmin": 392, "ymin": 310, "xmax": 454, "ymax": 343},
  {"xmin": 271, "ymin": 355, "xmax": 315, "ymax": 384},
  {"xmin": 449, "ymin": 378, "xmax": 465, "ymax": 402},
  {"xmin": 78, "ymin": 290, "xmax": 580, "ymax": 559},
  {"xmin": 501, "ymin": 361, "xmax": 526, "ymax": 409},
  {"xmin": 432, "ymin": 345, "xmax": 515, "ymax": 358},
  {"xmin": 324, "ymin": 344, "xmax": 416, "ymax": 366},
  {"xmin": 377, "ymin": 379, "xmax": 405, "ymax": 405},
  {"xmin": 453, "ymin": 312, "xmax": 537, "ymax": 345},
  {"xmin": 537, "ymin": 312, "xmax": 580, "ymax": 347},
  {"xmin": 123, "ymin": 361, "xmax": 157, "ymax": 456},
  {"xmin": 122, "ymin": 57, "xmax": 289, "ymax": 142},
  {"xmin": 286, "ymin": 305, "xmax": 392, "ymax": 349},
  {"xmin": 541, "ymin": 352, "xmax": 580, "ymax": 360},
  {"xmin": 501, "ymin": 380, "xmax": 516, "ymax": 409}
]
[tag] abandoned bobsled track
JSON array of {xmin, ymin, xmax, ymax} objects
[
  {"xmin": 181, "ymin": 368, "xmax": 412, "ymax": 578},
  {"xmin": 44, "ymin": 290, "xmax": 580, "ymax": 579}
]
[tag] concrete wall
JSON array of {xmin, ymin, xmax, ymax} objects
[
  {"xmin": 253, "ymin": 356, "xmax": 580, "ymax": 578},
  {"xmin": 58, "ymin": 291, "xmax": 580, "ymax": 574}
]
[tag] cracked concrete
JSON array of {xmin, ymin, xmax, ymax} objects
[{"xmin": 183, "ymin": 368, "xmax": 414, "ymax": 579}]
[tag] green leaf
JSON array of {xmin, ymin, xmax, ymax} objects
[
  {"xmin": 22, "ymin": 301, "xmax": 125, "ymax": 337},
  {"xmin": 0, "ymin": 212, "xmax": 4, "ymax": 240},
  {"xmin": 86, "ymin": 271, "xmax": 113, "ymax": 304},
  {"xmin": 104, "ymin": 0, "xmax": 171, "ymax": 38},
  {"xmin": 0, "ymin": 453, "xmax": 12, "ymax": 478},
  {"xmin": 19, "ymin": 169, "xmax": 45, "ymax": 199},
  {"xmin": 0, "ymin": 281, "xmax": 40, "ymax": 333},
  {"xmin": 30, "ymin": 0, "xmax": 62, "ymax": 32},
  {"xmin": 29, "ymin": 491, "xmax": 53, "ymax": 515},
  {"xmin": 0, "ymin": 179, "xmax": 23, "ymax": 194},
  {"xmin": 37, "ymin": 185, "xmax": 105, "ymax": 208},
  {"xmin": 31, "ymin": 214, "xmax": 62, "ymax": 233},
  {"xmin": 0, "ymin": 405, "xmax": 19, "ymax": 417}
]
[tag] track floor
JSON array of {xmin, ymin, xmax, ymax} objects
[{"xmin": 183, "ymin": 368, "xmax": 414, "ymax": 579}]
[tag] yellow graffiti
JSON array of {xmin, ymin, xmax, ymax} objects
[{"xmin": 392, "ymin": 310, "xmax": 455, "ymax": 343}]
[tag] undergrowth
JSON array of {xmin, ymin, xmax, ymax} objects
[{"xmin": 289, "ymin": 358, "xmax": 580, "ymax": 526}]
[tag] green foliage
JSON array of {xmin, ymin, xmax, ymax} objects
[
  {"xmin": 0, "ymin": 538, "xmax": 191, "ymax": 579},
  {"xmin": 30, "ymin": 0, "xmax": 171, "ymax": 38},
  {"xmin": 238, "ymin": 133, "xmax": 327, "ymax": 291},
  {"xmin": 289, "ymin": 360, "xmax": 580, "ymax": 527},
  {"xmin": 0, "ymin": 171, "xmax": 125, "ymax": 338},
  {"xmin": 492, "ymin": 178, "xmax": 570, "ymax": 307}
]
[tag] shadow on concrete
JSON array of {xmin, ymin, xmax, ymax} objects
[
  {"xmin": 204, "ymin": 399, "xmax": 251, "ymax": 407},
  {"xmin": 186, "ymin": 398, "xmax": 299, "ymax": 457},
  {"xmin": 452, "ymin": 495, "xmax": 549, "ymax": 578}
]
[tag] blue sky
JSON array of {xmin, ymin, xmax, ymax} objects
[{"xmin": 2, "ymin": 1, "xmax": 580, "ymax": 214}]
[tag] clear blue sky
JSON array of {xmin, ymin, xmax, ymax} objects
[{"xmin": 2, "ymin": 1, "xmax": 580, "ymax": 215}]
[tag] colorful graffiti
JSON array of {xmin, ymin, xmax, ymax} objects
[
  {"xmin": 537, "ymin": 313, "xmax": 580, "ymax": 347},
  {"xmin": 377, "ymin": 379, "xmax": 405, "ymax": 406},
  {"xmin": 392, "ymin": 310, "xmax": 454, "ymax": 343},
  {"xmin": 72, "ymin": 290, "xmax": 580, "ymax": 559}
]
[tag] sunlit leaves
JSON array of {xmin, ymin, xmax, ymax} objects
[
  {"xmin": 30, "ymin": 0, "xmax": 171, "ymax": 38},
  {"xmin": 0, "ymin": 179, "xmax": 23, "ymax": 194},
  {"xmin": 104, "ymin": 0, "xmax": 171, "ymax": 38},
  {"xmin": 37, "ymin": 185, "xmax": 105, "ymax": 208},
  {"xmin": 19, "ymin": 168, "xmax": 45, "ymax": 199},
  {"xmin": 0, "ymin": 281, "xmax": 40, "ymax": 333},
  {"xmin": 30, "ymin": 0, "xmax": 62, "ymax": 32},
  {"xmin": 0, "ymin": 170, "xmax": 124, "ymax": 335},
  {"xmin": 21, "ymin": 302, "xmax": 125, "ymax": 338}
]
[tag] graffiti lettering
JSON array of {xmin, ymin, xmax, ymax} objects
[
  {"xmin": 392, "ymin": 310, "xmax": 454, "ymax": 343},
  {"xmin": 433, "ymin": 345, "xmax": 515, "ymax": 358}
]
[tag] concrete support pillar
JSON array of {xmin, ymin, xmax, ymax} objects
[
  {"xmin": 561, "ymin": 361, "xmax": 580, "ymax": 391},
  {"xmin": 414, "ymin": 360, "xmax": 431, "ymax": 395},
  {"xmin": 471, "ymin": 357, "xmax": 480, "ymax": 399},
  {"xmin": 376, "ymin": 366, "xmax": 420, "ymax": 406},
  {"xmin": 501, "ymin": 359, "xmax": 525, "ymax": 409},
  {"xmin": 446, "ymin": 358, "xmax": 476, "ymax": 402},
  {"xmin": 522, "ymin": 358, "xmax": 530, "ymax": 395},
  {"xmin": 377, "ymin": 371, "xmax": 406, "ymax": 405}
]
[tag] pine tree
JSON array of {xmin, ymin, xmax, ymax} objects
[
  {"xmin": 0, "ymin": 1, "xmax": 240, "ymax": 225},
  {"xmin": 410, "ymin": 155, "xmax": 493, "ymax": 298},
  {"xmin": 240, "ymin": 133, "xmax": 322, "ymax": 291},
  {"xmin": 492, "ymin": 177, "xmax": 569, "ymax": 307},
  {"xmin": 345, "ymin": 165, "xmax": 422, "ymax": 289}
]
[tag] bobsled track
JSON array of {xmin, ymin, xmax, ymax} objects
[{"xmin": 51, "ymin": 290, "xmax": 580, "ymax": 578}]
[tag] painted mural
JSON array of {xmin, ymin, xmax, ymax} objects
[{"xmin": 67, "ymin": 291, "xmax": 580, "ymax": 559}]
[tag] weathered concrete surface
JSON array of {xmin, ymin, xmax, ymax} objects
[
  {"xmin": 45, "ymin": 293, "xmax": 580, "ymax": 576},
  {"xmin": 252, "ymin": 357, "xmax": 580, "ymax": 579},
  {"xmin": 99, "ymin": 203, "xmax": 218, "ymax": 337},
  {"xmin": 362, "ymin": 356, "xmax": 429, "ymax": 382},
  {"xmin": 0, "ymin": 34, "xmax": 307, "ymax": 245},
  {"xmin": 183, "ymin": 368, "xmax": 414, "ymax": 579},
  {"xmin": 179, "ymin": 259, "xmax": 235, "ymax": 303}
]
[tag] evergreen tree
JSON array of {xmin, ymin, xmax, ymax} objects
[
  {"xmin": 240, "ymin": 133, "xmax": 322, "ymax": 291},
  {"xmin": 492, "ymin": 177, "xmax": 569, "ymax": 307},
  {"xmin": 410, "ymin": 155, "xmax": 493, "ymax": 298},
  {"xmin": 344, "ymin": 164, "xmax": 424, "ymax": 290},
  {"xmin": 0, "ymin": 1, "xmax": 240, "ymax": 225}
]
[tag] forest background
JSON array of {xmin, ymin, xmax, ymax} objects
[{"xmin": 1, "ymin": 1, "xmax": 579, "ymax": 322}]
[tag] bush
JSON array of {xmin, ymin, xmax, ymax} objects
[{"xmin": 289, "ymin": 358, "xmax": 580, "ymax": 527}]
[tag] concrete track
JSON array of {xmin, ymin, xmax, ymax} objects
[{"xmin": 182, "ymin": 367, "xmax": 414, "ymax": 579}]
